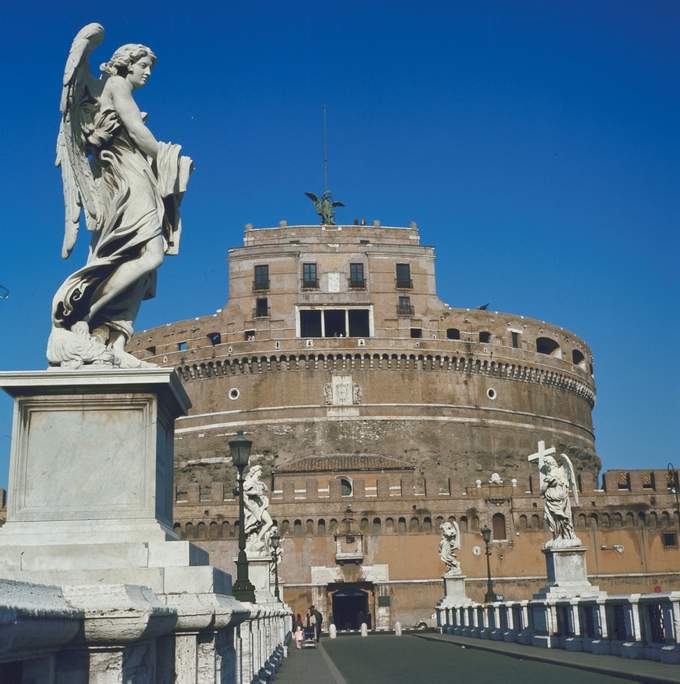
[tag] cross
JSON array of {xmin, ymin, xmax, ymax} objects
[{"xmin": 527, "ymin": 440, "xmax": 556, "ymax": 464}]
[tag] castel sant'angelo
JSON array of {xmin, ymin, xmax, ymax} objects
[{"xmin": 121, "ymin": 214, "xmax": 678, "ymax": 630}]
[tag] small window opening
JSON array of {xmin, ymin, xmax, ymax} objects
[
  {"xmin": 536, "ymin": 336, "xmax": 561, "ymax": 358},
  {"xmin": 396, "ymin": 263, "xmax": 412, "ymax": 288},
  {"xmin": 348, "ymin": 310, "xmax": 370, "ymax": 337},
  {"xmin": 410, "ymin": 328, "xmax": 422, "ymax": 339},
  {"xmin": 255, "ymin": 297, "xmax": 269, "ymax": 317},
  {"xmin": 479, "ymin": 331, "xmax": 491, "ymax": 343},
  {"xmin": 397, "ymin": 296, "xmax": 413, "ymax": 316},
  {"xmin": 207, "ymin": 332, "xmax": 221, "ymax": 346},
  {"xmin": 511, "ymin": 331, "xmax": 520, "ymax": 348},
  {"xmin": 244, "ymin": 330, "xmax": 255, "ymax": 341},
  {"xmin": 146, "ymin": 345, "xmax": 156, "ymax": 355},
  {"xmin": 324, "ymin": 309, "xmax": 346, "ymax": 337},
  {"xmin": 253, "ymin": 264, "xmax": 269, "ymax": 290},
  {"xmin": 349, "ymin": 263, "xmax": 365, "ymax": 288},
  {"xmin": 572, "ymin": 349, "xmax": 586, "ymax": 369},
  {"xmin": 177, "ymin": 341, "xmax": 188, "ymax": 351},
  {"xmin": 300, "ymin": 310, "xmax": 322, "ymax": 337},
  {"xmin": 662, "ymin": 532, "xmax": 678, "ymax": 548},
  {"xmin": 492, "ymin": 513, "xmax": 507, "ymax": 540},
  {"xmin": 302, "ymin": 263, "xmax": 318, "ymax": 288},
  {"xmin": 446, "ymin": 328, "xmax": 460, "ymax": 340},
  {"xmin": 340, "ymin": 478, "xmax": 352, "ymax": 496}
]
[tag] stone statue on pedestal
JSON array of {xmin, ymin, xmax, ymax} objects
[
  {"xmin": 438, "ymin": 521, "xmax": 461, "ymax": 575},
  {"xmin": 47, "ymin": 23, "xmax": 193, "ymax": 369},
  {"xmin": 243, "ymin": 465, "xmax": 275, "ymax": 554},
  {"xmin": 528, "ymin": 440, "xmax": 581, "ymax": 548}
]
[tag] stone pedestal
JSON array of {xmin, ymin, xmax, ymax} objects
[
  {"xmin": 442, "ymin": 574, "xmax": 470, "ymax": 603},
  {"xmin": 533, "ymin": 545, "xmax": 601, "ymax": 600},
  {"xmin": 245, "ymin": 551, "xmax": 278, "ymax": 604},
  {"xmin": 0, "ymin": 369, "xmax": 232, "ymax": 596}
]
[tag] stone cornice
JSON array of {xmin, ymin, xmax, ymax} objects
[{"xmin": 175, "ymin": 350, "xmax": 596, "ymax": 406}]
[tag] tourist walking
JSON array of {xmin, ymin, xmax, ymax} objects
[{"xmin": 312, "ymin": 605, "xmax": 323, "ymax": 642}]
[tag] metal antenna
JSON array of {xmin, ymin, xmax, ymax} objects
[{"xmin": 322, "ymin": 104, "xmax": 329, "ymax": 194}]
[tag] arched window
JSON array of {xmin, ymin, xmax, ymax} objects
[
  {"xmin": 340, "ymin": 478, "xmax": 353, "ymax": 496},
  {"xmin": 209, "ymin": 521, "xmax": 219, "ymax": 539},
  {"xmin": 518, "ymin": 514, "xmax": 528, "ymax": 530},
  {"xmin": 423, "ymin": 517, "xmax": 433, "ymax": 533},
  {"xmin": 590, "ymin": 513, "xmax": 598, "ymax": 528},
  {"xmin": 471, "ymin": 516, "xmax": 480, "ymax": 531},
  {"xmin": 626, "ymin": 512, "xmax": 636, "ymax": 527},
  {"xmin": 222, "ymin": 521, "xmax": 231, "ymax": 538},
  {"xmin": 329, "ymin": 518, "xmax": 338, "ymax": 534},
  {"xmin": 185, "ymin": 522, "xmax": 194, "ymax": 538},
  {"xmin": 372, "ymin": 517, "xmax": 382, "ymax": 534},
  {"xmin": 173, "ymin": 522, "xmax": 183, "ymax": 538},
  {"xmin": 661, "ymin": 511, "xmax": 671, "ymax": 528},
  {"xmin": 196, "ymin": 521, "xmax": 207, "ymax": 539},
  {"xmin": 536, "ymin": 337, "xmax": 561, "ymax": 358},
  {"xmin": 409, "ymin": 517, "xmax": 420, "ymax": 533},
  {"xmin": 479, "ymin": 331, "xmax": 491, "ymax": 344},
  {"xmin": 572, "ymin": 349, "xmax": 586, "ymax": 369},
  {"xmin": 459, "ymin": 515, "xmax": 468, "ymax": 532},
  {"xmin": 649, "ymin": 512, "xmax": 658, "ymax": 528},
  {"xmin": 293, "ymin": 519, "xmax": 303, "ymax": 536},
  {"xmin": 280, "ymin": 520, "xmax": 290, "ymax": 535},
  {"xmin": 612, "ymin": 513, "xmax": 622, "ymax": 528},
  {"xmin": 492, "ymin": 513, "xmax": 507, "ymax": 540},
  {"xmin": 360, "ymin": 517, "xmax": 369, "ymax": 532},
  {"xmin": 530, "ymin": 514, "xmax": 541, "ymax": 530},
  {"xmin": 306, "ymin": 519, "xmax": 315, "ymax": 534},
  {"xmin": 601, "ymin": 513, "xmax": 611, "ymax": 528},
  {"xmin": 435, "ymin": 516, "xmax": 444, "ymax": 529},
  {"xmin": 386, "ymin": 517, "xmax": 395, "ymax": 533},
  {"xmin": 577, "ymin": 513, "xmax": 587, "ymax": 529},
  {"xmin": 398, "ymin": 517, "xmax": 407, "ymax": 534},
  {"xmin": 446, "ymin": 328, "xmax": 460, "ymax": 340},
  {"xmin": 318, "ymin": 519, "xmax": 326, "ymax": 535}
]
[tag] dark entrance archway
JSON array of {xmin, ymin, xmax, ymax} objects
[{"xmin": 331, "ymin": 584, "xmax": 371, "ymax": 631}]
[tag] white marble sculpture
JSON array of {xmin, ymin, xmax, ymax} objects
[
  {"xmin": 438, "ymin": 521, "xmax": 461, "ymax": 575},
  {"xmin": 243, "ymin": 465, "xmax": 275, "ymax": 554},
  {"xmin": 47, "ymin": 23, "xmax": 193, "ymax": 369},
  {"xmin": 528, "ymin": 441, "xmax": 581, "ymax": 548}
]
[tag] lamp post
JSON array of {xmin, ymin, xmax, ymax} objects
[
  {"xmin": 669, "ymin": 463, "xmax": 680, "ymax": 533},
  {"xmin": 481, "ymin": 525, "xmax": 498, "ymax": 603},
  {"xmin": 230, "ymin": 431, "xmax": 256, "ymax": 603},
  {"xmin": 270, "ymin": 527, "xmax": 281, "ymax": 601}
]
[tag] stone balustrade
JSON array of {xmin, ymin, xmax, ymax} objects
[
  {"xmin": 436, "ymin": 592, "xmax": 680, "ymax": 664},
  {"xmin": 0, "ymin": 579, "xmax": 292, "ymax": 683}
]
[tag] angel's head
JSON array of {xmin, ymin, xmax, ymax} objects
[
  {"xmin": 100, "ymin": 44, "xmax": 157, "ymax": 89},
  {"xmin": 543, "ymin": 455, "xmax": 559, "ymax": 470}
]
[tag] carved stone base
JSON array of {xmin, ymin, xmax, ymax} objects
[
  {"xmin": 533, "ymin": 545, "xmax": 602, "ymax": 600},
  {"xmin": 244, "ymin": 552, "xmax": 278, "ymax": 604}
]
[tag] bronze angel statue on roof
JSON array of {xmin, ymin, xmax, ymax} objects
[
  {"xmin": 305, "ymin": 190, "xmax": 344, "ymax": 225},
  {"xmin": 47, "ymin": 23, "xmax": 193, "ymax": 369}
]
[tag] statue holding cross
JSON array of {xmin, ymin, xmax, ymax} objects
[{"xmin": 528, "ymin": 440, "xmax": 581, "ymax": 547}]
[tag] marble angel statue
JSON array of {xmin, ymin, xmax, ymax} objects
[
  {"xmin": 438, "ymin": 520, "xmax": 461, "ymax": 575},
  {"xmin": 243, "ymin": 465, "xmax": 275, "ymax": 553},
  {"xmin": 528, "ymin": 441, "xmax": 581, "ymax": 547},
  {"xmin": 47, "ymin": 23, "xmax": 193, "ymax": 369}
]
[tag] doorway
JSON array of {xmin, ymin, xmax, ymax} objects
[{"xmin": 331, "ymin": 584, "xmax": 371, "ymax": 631}]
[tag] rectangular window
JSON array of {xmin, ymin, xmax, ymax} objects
[
  {"xmin": 396, "ymin": 263, "xmax": 412, "ymax": 288},
  {"xmin": 255, "ymin": 297, "xmax": 269, "ymax": 317},
  {"xmin": 511, "ymin": 331, "xmax": 520, "ymax": 348},
  {"xmin": 349, "ymin": 263, "xmax": 365, "ymax": 288},
  {"xmin": 663, "ymin": 532, "xmax": 678, "ymax": 548},
  {"xmin": 302, "ymin": 263, "xmax": 318, "ymax": 288},
  {"xmin": 410, "ymin": 328, "xmax": 422, "ymax": 338},
  {"xmin": 348, "ymin": 310, "xmax": 370, "ymax": 337},
  {"xmin": 253, "ymin": 264, "xmax": 269, "ymax": 290},
  {"xmin": 177, "ymin": 341, "xmax": 188, "ymax": 351},
  {"xmin": 244, "ymin": 330, "xmax": 256, "ymax": 341},
  {"xmin": 207, "ymin": 332, "xmax": 221, "ymax": 346},
  {"xmin": 300, "ymin": 310, "xmax": 322, "ymax": 337},
  {"xmin": 397, "ymin": 296, "xmax": 413, "ymax": 316},
  {"xmin": 324, "ymin": 309, "xmax": 346, "ymax": 337},
  {"xmin": 145, "ymin": 345, "xmax": 156, "ymax": 355}
]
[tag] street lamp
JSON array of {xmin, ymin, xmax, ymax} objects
[
  {"xmin": 668, "ymin": 463, "xmax": 680, "ymax": 533},
  {"xmin": 230, "ymin": 431, "xmax": 256, "ymax": 603},
  {"xmin": 270, "ymin": 527, "xmax": 281, "ymax": 601},
  {"xmin": 480, "ymin": 524, "xmax": 498, "ymax": 604}
]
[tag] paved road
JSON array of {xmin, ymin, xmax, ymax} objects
[{"xmin": 276, "ymin": 634, "xmax": 657, "ymax": 684}]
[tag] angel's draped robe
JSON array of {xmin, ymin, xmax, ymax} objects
[{"xmin": 52, "ymin": 115, "xmax": 192, "ymax": 341}]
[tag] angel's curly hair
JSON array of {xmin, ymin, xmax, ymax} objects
[{"xmin": 100, "ymin": 44, "xmax": 157, "ymax": 77}]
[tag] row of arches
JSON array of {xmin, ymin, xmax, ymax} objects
[
  {"xmin": 172, "ymin": 509, "xmax": 677, "ymax": 541},
  {"xmin": 176, "ymin": 352, "xmax": 594, "ymax": 404}
]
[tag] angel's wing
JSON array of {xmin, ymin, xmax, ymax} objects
[
  {"xmin": 332, "ymin": 201, "xmax": 345, "ymax": 208},
  {"xmin": 56, "ymin": 23, "xmax": 105, "ymax": 259},
  {"xmin": 559, "ymin": 453, "xmax": 580, "ymax": 506},
  {"xmin": 304, "ymin": 191, "xmax": 319, "ymax": 203}
]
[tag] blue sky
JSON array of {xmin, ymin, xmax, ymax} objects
[{"xmin": 1, "ymin": 1, "xmax": 679, "ymax": 488}]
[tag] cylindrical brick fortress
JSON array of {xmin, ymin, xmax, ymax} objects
[{"xmin": 130, "ymin": 223, "xmax": 597, "ymax": 489}]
